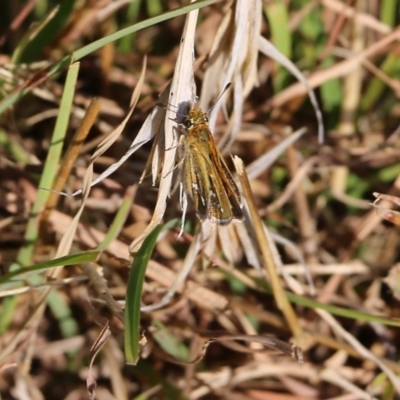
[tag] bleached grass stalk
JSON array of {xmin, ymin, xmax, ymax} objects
[{"xmin": 233, "ymin": 156, "xmax": 304, "ymax": 341}]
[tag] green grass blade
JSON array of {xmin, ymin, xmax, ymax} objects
[
  {"xmin": 17, "ymin": 62, "xmax": 80, "ymax": 267},
  {"xmin": 119, "ymin": 0, "xmax": 143, "ymax": 52},
  {"xmin": 0, "ymin": 250, "xmax": 97, "ymax": 335},
  {"xmin": 360, "ymin": 54, "xmax": 400, "ymax": 112},
  {"xmin": 95, "ymin": 188, "xmax": 133, "ymax": 252},
  {"xmin": 320, "ymin": 56, "xmax": 342, "ymax": 126},
  {"xmin": 0, "ymin": 251, "xmax": 99, "ymax": 285},
  {"xmin": 48, "ymin": 290, "xmax": 78, "ymax": 338},
  {"xmin": 0, "ymin": 129, "xmax": 32, "ymax": 163},
  {"xmin": 152, "ymin": 320, "xmax": 189, "ymax": 361},
  {"xmin": 125, "ymin": 224, "xmax": 164, "ymax": 364},
  {"xmin": 264, "ymin": 2, "xmax": 291, "ymax": 92},
  {"xmin": 380, "ymin": 0, "xmax": 397, "ymax": 27}
]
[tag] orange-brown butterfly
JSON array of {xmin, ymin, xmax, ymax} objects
[{"xmin": 178, "ymin": 84, "xmax": 243, "ymax": 225}]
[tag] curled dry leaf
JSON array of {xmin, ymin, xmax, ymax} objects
[{"xmin": 150, "ymin": 329, "xmax": 303, "ymax": 366}]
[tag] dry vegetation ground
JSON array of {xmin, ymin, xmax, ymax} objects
[{"xmin": 1, "ymin": 1, "xmax": 400, "ymax": 399}]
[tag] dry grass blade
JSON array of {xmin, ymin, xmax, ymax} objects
[
  {"xmin": 42, "ymin": 210, "xmax": 229, "ymax": 313},
  {"xmin": 80, "ymin": 262, "xmax": 125, "ymax": 321},
  {"xmin": 51, "ymin": 164, "xmax": 93, "ymax": 264},
  {"xmin": 246, "ymin": 127, "xmax": 307, "ymax": 180},
  {"xmin": 217, "ymin": 224, "xmax": 242, "ymax": 263},
  {"xmin": 320, "ymin": 367, "xmax": 378, "ymax": 400},
  {"xmin": 129, "ymin": 8, "xmax": 197, "ymax": 253},
  {"xmin": 265, "ymin": 155, "xmax": 318, "ymax": 213},
  {"xmin": 139, "ymin": 82, "xmax": 171, "ymax": 186},
  {"xmin": 233, "ymin": 156, "xmax": 304, "ymax": 342},
  {"xmin": 259, "ymin": 37, "xmax": 324, "ymax": 143},
  {"xmin": 41, "ymin": 97, "xmax": 101, "ymax": 223},
  {"xmin": 286, "ymin": 144, "xmax": 318, "ymax": 263},
  {"xmin": 234, "ymin": 221, "xmax": 262, "ymax": 272},
  {"xmin": 68, "ymin": 57, "xmax": 147, "ymax": 197}
]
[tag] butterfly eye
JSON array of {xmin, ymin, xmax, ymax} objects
[{"xmin": 185, "ymin": 119, "xmax": 192, "ymax": 128}]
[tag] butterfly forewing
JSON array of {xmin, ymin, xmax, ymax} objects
[
  {"xmin": 183, "ymin": 141, "xmax": 210, "ymax": 220},
  {"xmin": 215, "ymin": 153, "xmax": 244, "ymax": 222}
]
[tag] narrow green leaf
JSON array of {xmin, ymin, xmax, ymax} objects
[
  {"xmin": 0, "ymin": 129, "xmax": 32, "ymax": 163},
  {"xmin": 264, "ymin": 2, "xmax": 291, "ymax": 91},
  {"xmin": 152, "ymin": 320, "xmax": 189, "ymax": 362},
  {"xmin": 320, "ymin": 56, "xmax": 342, "ymax": 126},
  {"xmin": 124, "ymin": 224, "xmax": 164, "ymax": 364},
  {"xmin": 17, "ymin": 62, "xmax": 80, "ymax": 267},
  {"xmin": 360, "ymin": 54, "xmax": 400, "ymax": 112},
  {"xmin": 380, "ymin": 0, "xmax": 397, "ymax": 27},
  {"xmin": 96, "ymin": 189, "xmax": 133, "ymax": 252},
  {"xmin": 119, "ymin": 0, "xmax": 143, "ymax": 52},
  {"xmin": 0, "ymin": 251, "xmax": 99, "ymax": 285}
]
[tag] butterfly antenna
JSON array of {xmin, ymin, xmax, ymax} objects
[{"xmin": 207, "ymin": 82, "xmax": 232, "ymax": 115}]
